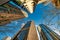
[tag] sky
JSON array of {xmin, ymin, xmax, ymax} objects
[
  {"xmin": 21, "ymin": 3, "xmax": 55, "ymax": 25},
  {"xmin": 8, "ymin": 1, "xmax": 59, "ymax": 25},
  {"xmin": 5, "ymin": 1, "xmax": 60, "ymax": 28},
  {"xmin": 0, "ymin": 1, "xmax": 60, "ymax": 40}
]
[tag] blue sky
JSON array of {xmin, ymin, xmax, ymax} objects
[
  {"xmin": 8, "ymin": 1, "xmax": 58, "ymax": 25},
  {"xmin": 21, "ymin": 3, "xmax": 55, "ymax": 25},
  {"xmin": 4, "ymin": 0, "xmax": 59, "ymax": 26},
  {"xmin": 0, "ymin": 1, "xmax": 60, "ymax": 40}
]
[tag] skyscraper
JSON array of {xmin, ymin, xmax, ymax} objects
[
  {"xmin": 0, "ymin": 6, "xmax": 28, "ymax": 25},
  {"xmin": 12, "ymin": 21, "xmax": 38, "ymax": 40}
]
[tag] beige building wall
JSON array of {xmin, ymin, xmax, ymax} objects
[{"xmin": 27, "ymin": 21, "xmax": 38, "ymax": 40}]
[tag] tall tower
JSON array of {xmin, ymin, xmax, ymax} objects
[
  {"xmin": 12, "ymin": 21, "xmax": 38, "ymax": 40},
  {"xmin": 0, "ymin": 6, "xmax": 28, "ymax": 25},
  {"xmin": 27, "ymin": 21, "xmax": 38, "ymax": 40}
]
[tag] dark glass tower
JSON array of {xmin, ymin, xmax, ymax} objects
[{"xmin": 12, "ymin": 21, "xmax": 38, "ymax": 40}]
